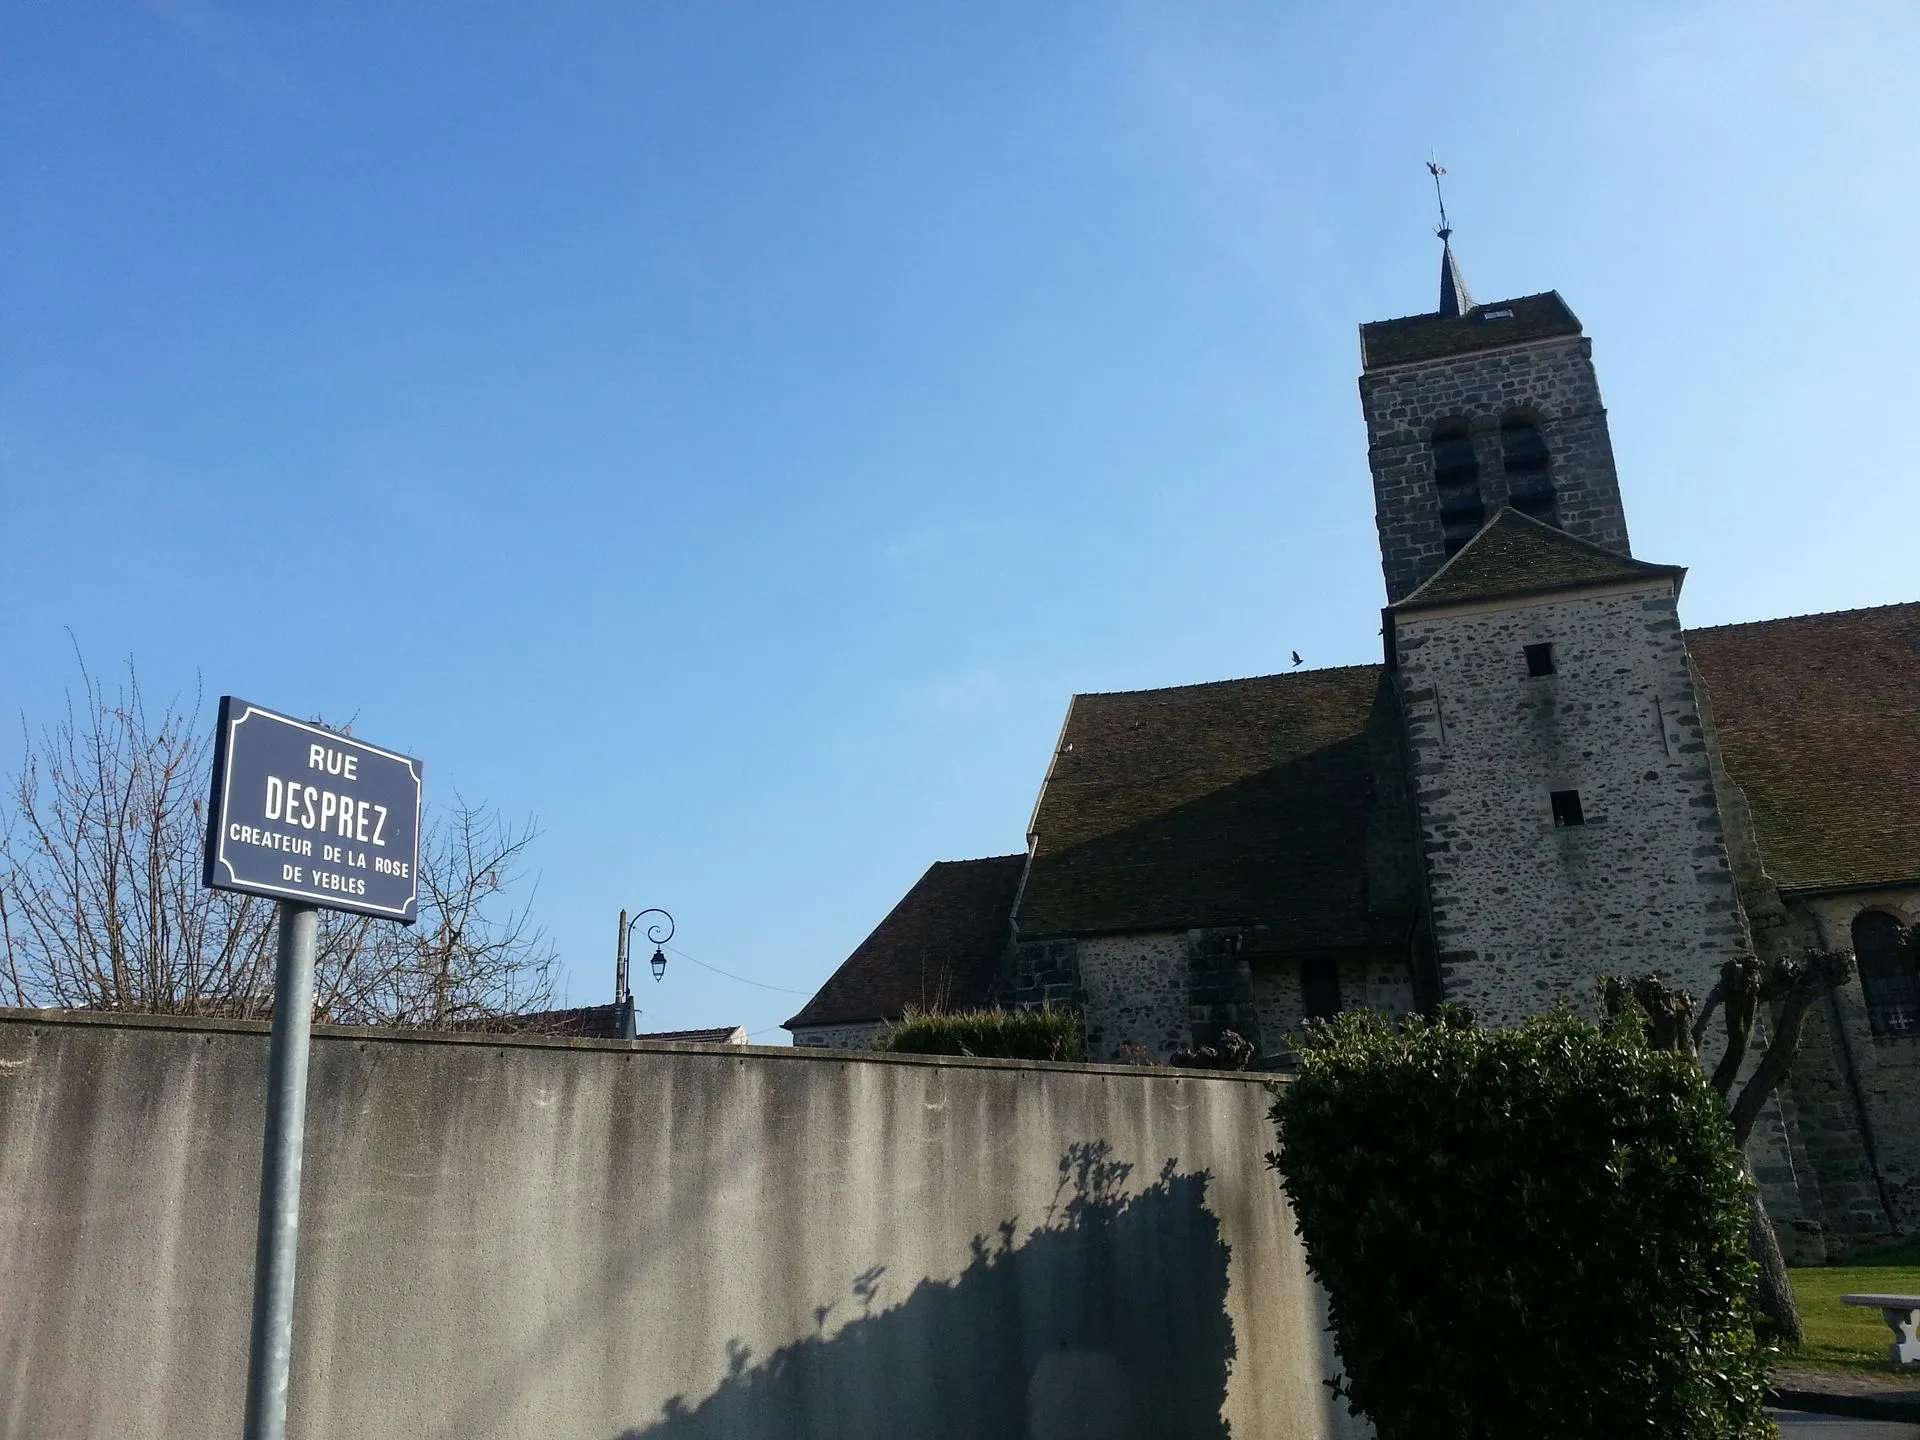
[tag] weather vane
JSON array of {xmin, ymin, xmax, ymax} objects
[{"xmin": 1427, "ymin": 159, "xmax": 1452, "ymax": 241}]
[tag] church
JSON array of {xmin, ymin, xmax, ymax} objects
[{"xmin": 785, "ymin": 235, "xmax": 1920, "ymax": 1256}]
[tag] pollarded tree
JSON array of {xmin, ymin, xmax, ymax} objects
[
  {"xmin": 1601, "ymin": 949, "xmax": 1857, "ymax": 1346},
  {"xmin": 0, "ymin": 656, "xmax": 556, "ymax": 1026}
]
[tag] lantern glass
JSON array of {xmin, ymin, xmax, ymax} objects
[{"xmin": 650, "ymin": 947, "xmax": 667, "ymax": 982}]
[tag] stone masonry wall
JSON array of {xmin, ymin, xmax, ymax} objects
[
  {"xmin": 1250, "ymin": 964, "xmax": 1306, "ymax": 1060},
  {"xmin": 790, "ymin": 1021, "xmax": 885, "ymax": 1051},
  {"xmin": 1676, "ymin": 670, "xmax": 1914, "ymax": 1247},
  {"xmin": 1077, "ymin": 933, "xmax": 1193, "ymax": 1063},
  {"xmin": 1796, "ymin": 888, "xmax": 1920, "ymax": 1241},
  {"xmin": 1776, "ymin": 990, "xmax": 1890, "ymax": 1251},
  {"xmin": 1394, "ymin": 582, "xmax": 1753, "ymax": 1026},
  {"xmin": 1362, "ymin": 334, "xmax": 1631, "ymax": 603},
  {"xmin": 1691, "ymin": 654, "xmax": 1829, "ymax": 1251},
  {"xmin": 999, "ymin": 929, "xmax": 1267, "ymax": 1063},
  {"xmin": 993, "ymin": 937, "xmax": 1082, "ymax": 1015},
  {"xmin": 1250, "ymin": 954, "xmax": 1418, "ymax": 1061},
  {"xmin": 1187, "ymin": 929, "xmax": 1261, "ymax": 1054}
]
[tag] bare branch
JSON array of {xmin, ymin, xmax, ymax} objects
[
  {"xmin": 1690, "ymin": 975, "xmax": 1727, "ymax": 1048},
  {"xmin": 1727, "ymin": 949, "xmax": 1855, "ymax": 1148},
  {"xmin": 2, "ymin": 656, "xmax": 555, "ymax": 1027},
  {"xmin": 1599, "ymin": 972, "xmax": 1696, "ymax": 1058},
  {"xmin": 1708, "ymin": 955, "xmax": 1761, "ymax": 1100}
]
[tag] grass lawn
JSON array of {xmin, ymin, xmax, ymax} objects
[{"xmin": 1784, "ymin": 1238, "xmax": 1920, "ymax": 1376}]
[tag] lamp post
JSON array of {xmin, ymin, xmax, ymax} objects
[{"xmin": 614, "ymin": 907, "xmax": 674, "ymax": 1039}]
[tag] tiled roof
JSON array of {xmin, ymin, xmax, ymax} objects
[
  {"xmin": 1688, "ymin": 602, "xmax": 1920, "ymax": 894},
  {"xmin": 639, "ymin": 1026, "xmax": 747, "ymax": 1045},
  {"xmin": 1015, "ymin": 665, "xmax": 1411, "ymax": 946},
  {"xmin": 465, "ymin": 1003, "xmax": 627, "ymax": 1038},
  {"xmin": 1360, "ymin": 291, "xmax": 1582, "ymax": 371},
  {"xmin": 785, "ymin": 855, "xmax": 1027, "ymax": 1029},
  {"xmin": 460, "ymin": 1007, "xmax": 747, "ymax": 1042},
  {"xmin": 1394, "ymin": 508, "xmax": 1681, "ymax": 612}
]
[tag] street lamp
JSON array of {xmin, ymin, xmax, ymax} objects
[{"xmin": 614, "ymin": 907, "xmax": 674, "ymax": 1040}]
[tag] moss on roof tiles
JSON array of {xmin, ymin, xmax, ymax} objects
[
  {"xmin": 785, "ymin": 854, "xmax": 1026, "ymax": 1029},
  {"xmin": 1360, "ymin": 291, "xmax": 1582, "ymax": 370},
  {"xmin": 1394, "ymin": 508, "xmax": 1682, "ymax": 611},
  {"xmin": 1015, "ymin": 665, "xmax": 1411, "ymax": 944},
  {"xmin": 1689, "ymin": 603, "xmax": 1920, "ymax": 894}
]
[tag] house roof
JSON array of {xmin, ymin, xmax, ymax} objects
[
  {"xmin": 462, "ymin": 1007, "xmax": 748, "ymax": 1042},
  {"xmin": 785, "ymin": 855, "xmax": 1027, "ymax": 1029},
  {"xmin": 1015, "ymin": 665, "xmax": 1408, "ymax": 946},
  {"xmin": 1688, "ymin": 602, "xmax": 1920, "ymax": 895},
  {"xmin": 1393, "ymin": 507, "xmax": 1682, "ymax": 613},
  {"xmin": 639, "ymin": 1026, "xmax": 748, "ymax": 1046},
  {"xmin": 1360, "ymin": 291, "xmax": 1583, "ymax": 371},
  {"xmin": 465, "ymin": 1003, "xmax": 628, "ymax": 1038}
]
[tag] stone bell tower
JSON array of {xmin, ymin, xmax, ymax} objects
[
  {"xmin": 1363, "ymin": 206, "xmax": 1756, "ymax": 1024},
  {"xmin": 1358, "ymin": 225, "xmax": 1633, "ymax": 604}
]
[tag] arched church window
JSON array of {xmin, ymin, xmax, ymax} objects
[
  {"xmin": 1853, "ymin": 909, "xmax": 1918, "ymax": 1039},
  {"xmin": 1431, "ymin": 422, "xmax": 1484, "ymax": 558},
  {"xmin": 1500, "ymin": 417, "xmax": 1558, "ymax": 524}
]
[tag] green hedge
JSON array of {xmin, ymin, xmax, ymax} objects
[
  {"xmin": 1269, "ymin": 1007, "xmax": 1773, "ymax": 1440},
  {"xmin": 871, "ymin": 1007, "xmax": 1084, "ymax": 1062}
]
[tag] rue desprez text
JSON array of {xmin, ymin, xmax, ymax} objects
[{"xmin": 223, "ymin": 743, "xmax": 411, "ymax": 898}]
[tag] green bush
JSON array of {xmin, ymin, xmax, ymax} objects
[
  {"xmin": 1269, "ymin": 1007, "xmax": 1774, "ymax": 1440},
  {"xmin": 871, "ymin": 1007, "xmax": 1085, "ymax": 1062}
]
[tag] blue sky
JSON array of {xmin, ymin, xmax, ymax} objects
[{"xmin": 4, "ymin": 2, "xmax": 1915, "ymax": 1038}]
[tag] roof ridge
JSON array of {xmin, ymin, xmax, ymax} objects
[
  {"xmin": 1072, "ymin": 662, "xmax": 1384, "ymax": 699},
  {"xmin": 929, "ymin": 853, "xmax": 1027, "ymax": 867},
  {"xmin": 1394, "ymin": 506, "xmax": 1680, "ymax": 610},
  {"xmin": 1686, "ymin": 599, "xmax": 1920, "ymax": 634}
]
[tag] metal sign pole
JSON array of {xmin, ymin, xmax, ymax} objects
[{"xmin": 243, "ymin": 900, "xmax": 321, "ymax": 1440}]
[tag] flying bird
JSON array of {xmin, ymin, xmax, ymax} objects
[{"xmin": 1290, "ymin": 651, "xmax": 1304, "ymax": 668}]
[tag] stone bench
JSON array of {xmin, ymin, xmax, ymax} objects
[{"xmin": 1840, "ymin": 1294, "xmax": 1920, "ymax": 1365}]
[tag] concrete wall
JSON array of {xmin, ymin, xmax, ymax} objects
[
  {"xmin": 1361, "ymin": 333, "xmax": 1630, "ymax": 603},
  {"xmin": 1394, "ymin": 582, "xmax": 1754, "ymax": 1026},
  {"xmin": 0, "ymin": 1011, "xmax": 1365, "ymax": 1440}
]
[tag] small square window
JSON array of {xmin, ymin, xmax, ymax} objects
[
  {"xmin": 1301, "ymin": 955, "xmax": 1342, "ymax": 1020},
  {"xmin": 1524, "ymin": 642, "xmax": 1556, "ymax": 677},
  {"xmin": 1551, "ymin": 790, "xmax": 1585, "ymax": 828}
]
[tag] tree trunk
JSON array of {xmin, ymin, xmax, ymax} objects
[{"xmin": 1745, "ymin": 1166, "xmax": 1804, "ymax": 1346}]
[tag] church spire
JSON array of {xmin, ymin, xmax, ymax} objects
[
  {"xmin": 1427, "ymin": 160, "xmax": 1473, "ymax": 317},
  {"xmin": 1438, "ymin": 238, "xmax": 1472, "ymax": 317}
]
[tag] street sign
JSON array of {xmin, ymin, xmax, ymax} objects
[
  {"xmin": 200, "ymin": 697, "xmax": 426, "ymax": 1440},
  {"xmin": 202, "ymin": 697, "xmax": 423, "ymax": 924}
]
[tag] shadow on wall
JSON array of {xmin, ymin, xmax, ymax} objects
[{"xmin": 617, "ymin": 1143, "xmax": 1234, "ymax": 1440}]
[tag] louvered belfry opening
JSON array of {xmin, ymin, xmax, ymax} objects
[
  {"xmin": 1501, "ymin": 417, "xmax": 1558, "ymax": 525},
  {"xmin": 1431, "ymin": 422, "xmax": 1485, "ymax": 557}
]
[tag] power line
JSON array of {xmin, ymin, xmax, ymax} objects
[{"xmin": 664, "ymin": 944, "xmax": 812, "ymax": 996}]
